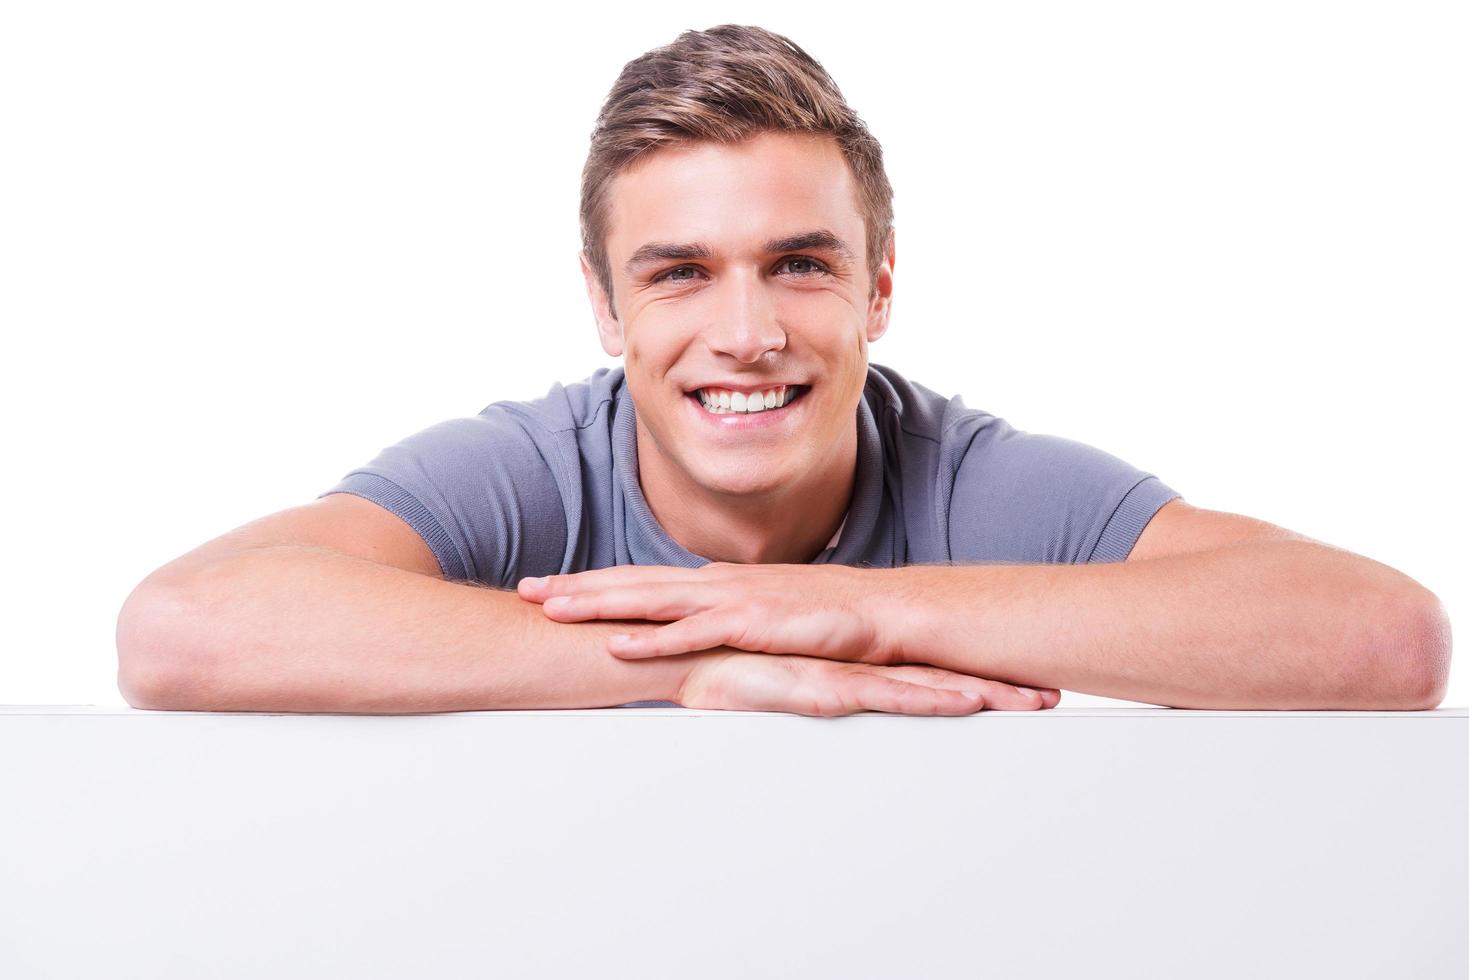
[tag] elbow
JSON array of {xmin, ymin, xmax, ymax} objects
[
  {"xmin": 1402, "ymin": 588, "xmax": 1452, "ymax": 710},
  {"xmin": 1363, "ymin": 587, "xmax": 1453, "ymax": 711},
  {"xmin": 115, "ymin": 581, "xmax": 194, "ymax": 710}
]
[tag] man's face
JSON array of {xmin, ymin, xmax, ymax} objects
[{"xmin": 582, "ymin": 130, "xmax": 894, "ymax": 500}]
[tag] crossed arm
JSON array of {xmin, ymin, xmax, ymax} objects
[{"xmin": 517, "ymin": 500, "xmax": 1452, "ymax": 710}]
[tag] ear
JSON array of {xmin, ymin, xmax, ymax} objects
[
  {"xmin": 865, "ymin": 227, "xmax": 896, "ymax": 344},
  {"xmin": 580, "ymin": 251, "xmax": 624, "ymax": 357}
]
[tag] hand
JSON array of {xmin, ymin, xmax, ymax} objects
[
  {"xmin": 519, "ymin": 562, "xmax": 896, "ymax": 665},
  {"xmin": 677, "ymin": 649, "xmax": 1061, "ymax": 717}
]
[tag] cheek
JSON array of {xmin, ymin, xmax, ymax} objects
[
  {"xmin": 621, "ymin": 339, "xmax": 683, "ymax": 422},
  {"xmin": 622, "ymin": 338, "xmax": 657, "ymax": 387},
  {"xmin": 772, "ymin": 289, "xmax": 849, "ymax": 324},
  {"xmin": 622, "ymin": 316, "xmax": 684, "ymax": 368}
]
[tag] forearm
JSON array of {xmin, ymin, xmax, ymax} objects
[
  {"xmin": 882, "ymin": 540, "xmax": 1446, "ymax": 710},
  {"xmin": 116, "ymin": 546, "xmax": 695, "ymax": 713}
]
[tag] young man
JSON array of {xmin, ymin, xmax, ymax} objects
[{"xmin": 115, "ymin": 25, "xmax": 1450, "ymax": 717}]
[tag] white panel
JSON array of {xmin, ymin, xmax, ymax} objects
[{"xmin": 2, "ymin": 706, "xmax": 1465, "ymax": 978}]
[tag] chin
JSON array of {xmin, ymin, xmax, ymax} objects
[{"xmin": 687, "ymin": 460, "xmax": 790, "ymax": 498}]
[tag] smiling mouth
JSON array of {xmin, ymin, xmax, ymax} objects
[{"xmin": 684, "ymin": 382, "xmax": 810, "ymax": 414}]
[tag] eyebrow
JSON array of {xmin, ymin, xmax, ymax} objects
[{"xmin": 623, "ymin": 228, "xmax": 857, "ymax": 277}]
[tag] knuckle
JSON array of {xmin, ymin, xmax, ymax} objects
[{"xmin": 729, "ymin": 612, "xmax": 762, "ymax": 648}]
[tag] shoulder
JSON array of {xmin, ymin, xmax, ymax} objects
[
  {"xmin": 866, "ymin": 362, "xmax": 1132, "ymax": 479},
  {"xmin": 488, "ymin": 365, "xmax": 625, "ymax": 438},
  {"xmin": 318, "ymin": 368, "xmax": 627, "ymax": 586},
  {"xmin": 864, "ymin": 362, "xmax": 1015, "ymax": 453},
  {"xmin": 863, "ymin": 362, "xmax": 986, "ymax": 444},
  {"xmin": 860, "ymin": 363, "xmax": 1178, "ymax": 565},
  {"xmin": 865, "ymin": 366, "xmax": 1179, "ymax": 564}
]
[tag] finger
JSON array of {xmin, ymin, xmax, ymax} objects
[
  {"xmin": 842, "ymin": 672, "xmax": 988, "ymax": 717},
  {"xmin": 539, "ymin": 584, "xmax": 714, "ymax": 623},
  {"xmin": 607, "ymin": 610, "xmax": 745, "ymax": 659},
  {"xmin": 880, "ymin": 665, "xmax": 1048, "ymax": 711},
  {"xmin": 516, "ymin": 565, "xmax": 702, "ymax": 601}
]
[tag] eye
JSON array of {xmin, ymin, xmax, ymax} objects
[
  {"xmin": 650, "ymin": 256, "xmax": 832, "ymax": 286},
  {"xmin": 777, "ymin": 256, "xmax": 831, "ymax": 277},
  {"xmin": 652, "ymin": 265, "xmax": 705, "ymax": 285}
]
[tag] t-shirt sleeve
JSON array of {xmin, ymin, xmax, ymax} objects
[
  {"xmin": 316, "ymin": 410, "xmax": 569, "ymax": 587},
  {"xmin": 947, "ymin": 416, "xmax": 1181, "ymax": 565}
]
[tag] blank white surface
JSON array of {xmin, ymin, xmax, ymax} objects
[{"xmin": 2, "ymin": 706, "xmax": 1465, "ymax": 978}]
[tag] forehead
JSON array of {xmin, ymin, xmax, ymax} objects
[{"xmin": 605, "ymin": 132, "xmax": 864, "ymax": 261}]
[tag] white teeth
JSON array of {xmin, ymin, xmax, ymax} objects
[{"xmin": 695, "ymin": 384, "xmax": 801, "ymax": 415}]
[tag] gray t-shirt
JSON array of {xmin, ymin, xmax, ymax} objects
[{"xmin": 320, "ymin": 362, "xmax": 1180, "ymax": 704}]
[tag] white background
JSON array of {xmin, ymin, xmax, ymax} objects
[{"xmin": 1, "ymin": 1, "xmax": 1462, "ymax": 709}]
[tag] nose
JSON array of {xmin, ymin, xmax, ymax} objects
[{"xmin": 703, "ymin": 267, "xmax": 786, "ymax": 364}]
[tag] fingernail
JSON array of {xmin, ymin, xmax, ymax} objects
[
  {"xmin": 962, "ymin": 689, "xmax": 984, "ymax": 699},
  {"xmin": 609, "ymin": 633, "xmax": 631, "ymax": 645},
  {"xmin": 1016, "ymin": 687, "xmax": 1037, "ymax": 697},
  {"xmin": 521, "ymin": 576, "xmax": 547, "ymax": 588}
]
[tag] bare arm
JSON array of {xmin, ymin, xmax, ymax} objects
[
  {"xmin": 883, "ymin": 539, "xmax": 1450, "ymax": 710},
  {"xmin": 119, "ymin": 493, "xmax": 1062, "ymax": 716},
  {"xmin": 115, "ymin": 494, "xmax": 694, "ymax": 713}
]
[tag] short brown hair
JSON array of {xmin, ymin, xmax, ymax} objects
[{"xmin": 579, "ymin": 24, "xmax": 894, "ymax": 318}]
